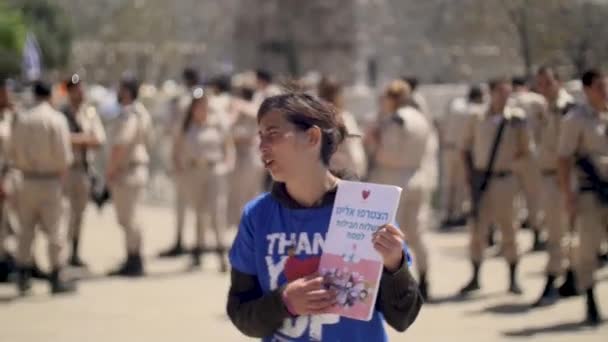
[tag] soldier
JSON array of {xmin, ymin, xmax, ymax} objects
[
  {"xmin": 531, "ymin": 66, "xmax": 577, "ymax": 307},
  {"xmin": 510, "ymin": 76, "xmax": 547, "ymax": 251},
  {"xmin": 0, "ymin": 79, "xmax": 16, "ymax": 282},
  {"xmin": 174, "ymin": 87, "xmax": 235, "ymax": 271},
  {"xmin": 458, "ymin": 77, "xmax": 531, "ymax": 296},
  {"xmin": 158, "ymin": 68, "xmax": 201, "ymax": 257},
  {"xmin": 106, "ymin": 78, "xmax": 152, "ymax": 277},
  {"xmin": 318, "ymin": 76, "xmax": 368, "ymax": 179},
  {"xmin": 366, "ymin": 80, "xmax": 432, "ymax": 300},
  {"xmin": 440, "ymin": 85, "xmax": 484, "ymax": 227},
  {"xmin": 61, "ymin": 75, "xmax": 106, "ymax": 268},
  {"xmin": 253, "ymin": 69, "xmax": 281, "ymax": 107},
  {"xmin": 227, "ymin": 77, "xmax": 264, "ymax": 228},
  {"xmin": 9, "ymin": 81, "xmax": 75, "ymax": 295},
  {"xmin": 557, "ymin": 69, "xmax": 607, "ymax": 325}
]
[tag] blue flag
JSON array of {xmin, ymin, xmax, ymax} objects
[{"xmin": 22, "ymin": 32, "xmax": 42, "ymax": 81}]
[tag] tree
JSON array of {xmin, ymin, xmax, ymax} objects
[
  {"xmin": 0, "ymin": 3, "xmax": 27, "ymax": 77},
  {"xmin": 7, "ymin": 0, "xmax": 73, "ymax": 73}
]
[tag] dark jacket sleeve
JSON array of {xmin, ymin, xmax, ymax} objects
[
  {"xmin": 226, "ymin": 268, "xmax": 291, "ymax": 338},
  {"xmin": 376, "ymin": 255, "xmax": 423, "ymax": 332}
]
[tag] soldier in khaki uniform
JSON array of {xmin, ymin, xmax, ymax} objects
[
  {"xmin": 440, "ymin": 86, "xmax": 484, "ymax": 227},
  {"xmin": 531, "ymin": 66, "xmax": 577, "ymax": 306},
  {"xmin": 510, "ymin": 77, "xmax": 547, "ymax": 250},
  {"xmin": 106, "ymin": 78, "xmax": 152, "ymax": 277},
  {"xmin": 227, "ymin": 82, "xmax": 264, "ymax": 228},
  {"xmin": 159, "ymin": 68, "xmax": 200, "ymax": 257},
  {"xmin": 0, "ymin": 80, "xmax": 16, "ymax": 281},
  {"xmin": 459, "ymin": 77, "xmax": 531, "ymax": 295},
  {"xmin": 557, "ymin": 69, "xmax": 607, "ymax": 325},
  {"xmin": 174, "ymin": 88, "xmax": 235, "ymax": 271},
  {"xmin": 366, "ymin": 80, "xmax": 432, "ymax": 300},
  {"xmin": 9, "ymin": 81, "xmax": 75, "ymax": 294},
  {"xmin": 318, "ymin": 76, "xmax": 368, "ymax": 178},
  {"xmin": 61, "ymin": 75, "xmax": 106, "ymax": 268}
]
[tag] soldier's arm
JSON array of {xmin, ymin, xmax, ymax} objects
[
  {"xmin": 226, "ymin": 268, "xmax": 290, "ymax": 338},
  {"xmin": 87, "ymin": 110, "xmax": 106, "ymax": 148},
  {"xmin": 376, "ymin": 254, "xmax": 423, "ymax": 332},
  {"xmin": 58, "ymin": 117, "xmax": 74, "ymax": 169}
]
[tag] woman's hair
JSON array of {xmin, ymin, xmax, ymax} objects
[
  {"xmin": 317, "ymin": 76, "xmax": 343, "ymax": 107},
  {"xmin": 257, "ymin": 92, "xmax": 347, "ymax": 166},
  {"xmin": 384, "ymin": 80, "xmax": 411, "ymax": 109},
  {"xmin": 182, "ymin": 88, "xmax": 207, "ymax": 132}
]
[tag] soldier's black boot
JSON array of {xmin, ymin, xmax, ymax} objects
[
  {"xmin": 16, "ymin": 266, "xmax": 32, "ymax": 296},
  {"xmin": 532, "ymin": 230, "xmax": 546, "ymax": 252},
  {"xmin": 69, "ymin": 237, "xmax": 88, "ymax": 268},
  {"xmin": 0, "ymin": 253, "xmax": 16, "ymax": 283},
  {"xmin": 419, "ymin": 271, "xmax": 429, "ymax": 301},
  {"xmin": 31, "ymin": 260, "xmax": 48, "ymax": 280},
  {"xmin": 558, "ymin": 268, "xmax": 579, "ymax": 297},
  {"xmin": 49, "ymin": 268, "xmax": 76, "ymax": 295},
  {"xmin": 585, "ymin": 287, "xmax": 602, "ymax": 326},
  {"xmin": 108, "ymin": 254, "xmax": 145, "ymax": 277},
  {"xmin": 508, "ymin": 262, "xmax": 523, "ymax": 295},
  {"xmin": 532, "ymin": 274, "xmax": 558, "ymax": 307},
  {"xmin": 191, "ymin": 247, "xmax": 203, "ymax": 267},
  {"xmin": 460, "ymin": 262, "xmax": 481, "ymax": 295},
  {"xmin": 158, "ymin": 241, "xmax": 186, "ymax": 258}
]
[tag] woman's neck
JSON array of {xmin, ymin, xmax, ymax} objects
[{"xmin": 285, "ymin": 166, "xmax": 338, "ymax": 208}]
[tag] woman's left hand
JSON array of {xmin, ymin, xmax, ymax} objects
[{"xmin": 372, "ymin": 224, "xmax": 405, "ymax": 272}]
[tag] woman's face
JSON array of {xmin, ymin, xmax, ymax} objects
[
  {"xmin": 258, "ymin": 110, "xmax": 319, "ymax": 182},
  {"xmin": 192, "ymin": 99, "xmax": 208, "ymax": 123}
]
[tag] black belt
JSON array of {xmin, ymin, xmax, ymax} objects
[
  {"xmin": 474, "ymin": 170, "xmax": 512, "ymax": 178},
  {"xmin": 186, "ymin": 160, "xmax": 215, "ymax": 169},
  {"xmin": 22, "ymin": 171, "xmax": 61, "ymax": 180},
  {"xmin": 542, "ymin": 170, "xmax": 557, "ymax": 177}
]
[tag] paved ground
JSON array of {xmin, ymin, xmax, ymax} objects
[{"xmin": 0, "ymin": 203, "xmax": 606, "ymax": 342}]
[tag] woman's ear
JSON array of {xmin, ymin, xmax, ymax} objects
[{"xmin": 307, "ymin": 126, "xmax": 322, "ymax": 147}]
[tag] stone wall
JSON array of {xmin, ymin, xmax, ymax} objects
[{"xmin": 56, "ymin": 0, "xmax": 528, "ymax": 84}]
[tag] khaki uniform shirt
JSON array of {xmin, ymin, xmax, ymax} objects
[
  {"xmin": 460, "ymin": 106, "xmax": 530, "ymax": 172},
  {"xmin": 538, "ymin": 89, "xmax": 575, "ymax": 171},
  {"xmin": 558, "ymin": 102, "xmax": 608, "ymax": 181}
]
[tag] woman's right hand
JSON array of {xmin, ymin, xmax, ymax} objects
[{"xmin": 282, "ymin": 273, "xmax": 336, "ymax": 316}]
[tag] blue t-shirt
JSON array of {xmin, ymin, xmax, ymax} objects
[{"xmin": 230, "ymin": 192, "xmax": 393, "ymax": 342}]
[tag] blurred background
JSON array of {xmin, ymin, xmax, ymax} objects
[{"xmin": 0, "ymin": 0, "xmax": 607, "ymax": 341}]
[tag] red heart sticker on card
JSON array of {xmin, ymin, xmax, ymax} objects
[{"xmin": 362, "ymin": 190, "xmax": 370, "ymax": 200}]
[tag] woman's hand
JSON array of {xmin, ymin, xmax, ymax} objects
[
  {"xmin": 373, "ymin": 224, "xmax": 405, "ymax": 272},
  {"xmin": 282, "ymin": 273, "xmax": 336, "ymax": 316}
]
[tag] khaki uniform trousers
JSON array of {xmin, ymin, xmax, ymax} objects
[
  {"xmin": 110, "ymin": 166, "xmax": 147, "ymax": 254},
  {"xmin": 64, "ymin": 167, "xmax": 90, "ymax": 240},
  {"xmin": 470, "ymin": 175, "xmax": 519, "ymax": 264},
  {"xmin": 441, "ymin": 147, "xmax": 468, "ymax": 219},
  {"xmin": 173, "ymin": 171, "xmax": 188, "ymax": 237},
  {"xmin": 15, "ymin": 177, "xmax": 64, "ymax": 268},
  {"xmin": 541, "ymin": 175, "xmax": 568, "ymax": 275},
  {"xmin": 513, "ymin": 156, "xmax": 543, "ymax": 228},
  {"xmin": 184, "ymin": 166, "xmax": 228, "ymax": 250},
  {"xmin": 368, "ymin": 167, "xmax": 429, "ymax": 274},
  {"xmin": 575, "ymin": 193, "xmax": 608, "ymax": 291}
]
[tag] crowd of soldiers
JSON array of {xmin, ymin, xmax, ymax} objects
[{"xmin": 0, "ymin": 64, "xmax": 605, "ymax": 327}]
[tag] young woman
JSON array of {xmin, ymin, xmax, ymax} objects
[
  {"xmin": 227, "ymin": 92, "xmax": 422, "ymax": 341},
  {"xmin": 173, "ymin": 88, "xmax": 235, "ymax": 271}
]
